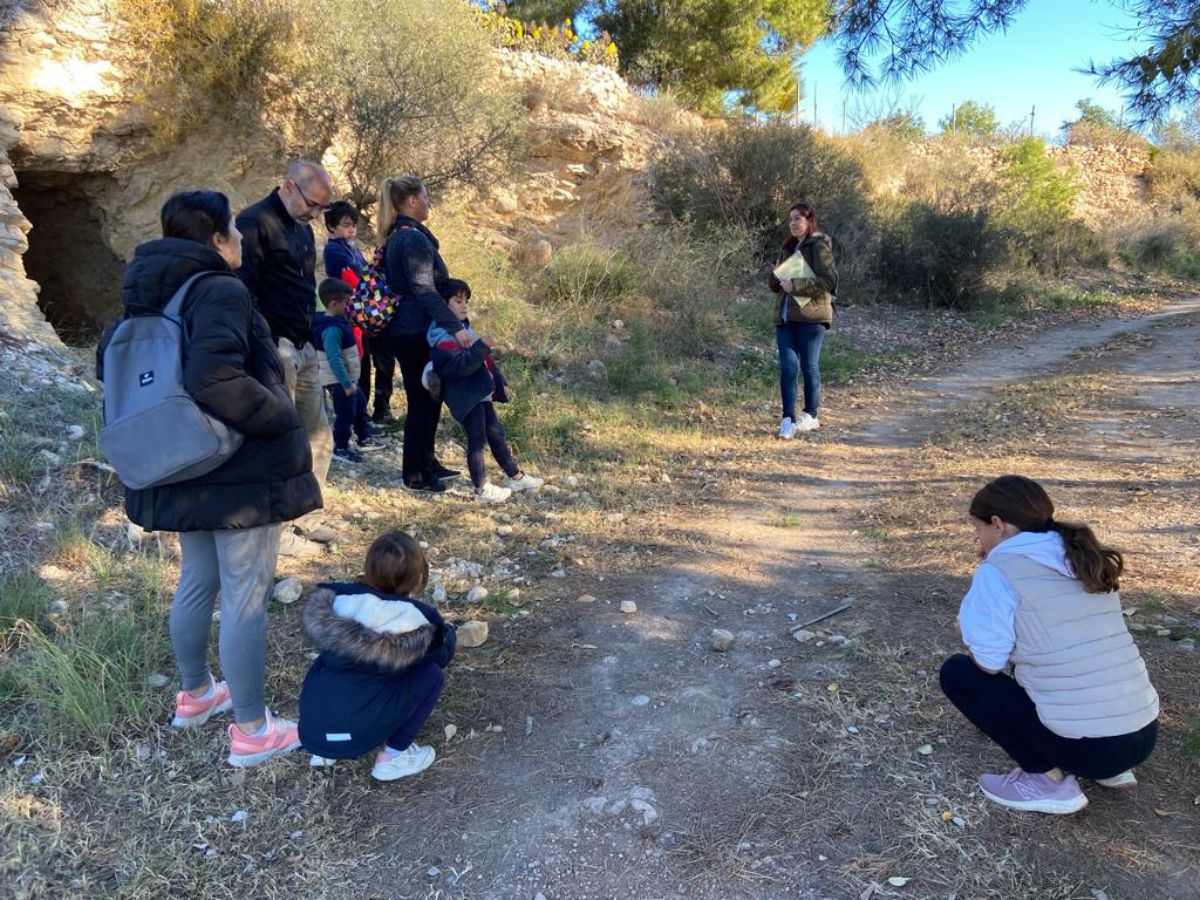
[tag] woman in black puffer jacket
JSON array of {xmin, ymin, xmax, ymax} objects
[
  {"xmin": 373, "ymin": 175, "xmax": 473, "ymax": 493},
  {"xmin": 98, "ymin": 190, "xmax": 321, "ymax": 767}
]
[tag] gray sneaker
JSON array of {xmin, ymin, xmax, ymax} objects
[
  {"xmin": 277, "ymin": 530, "xmax": 324, "ymax": 559},
  {"xmin": 979, "ymin": 768, "xmax": 1088, "ymax": 814}
]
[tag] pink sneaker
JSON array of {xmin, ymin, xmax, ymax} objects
[
  {"xmin": 979, "ymin": 768, "xmax": 1088, "ymax": 814},
  {"xmin": 171, "ymin": 680, "xmax": 233, "ymax": 728},
  {"xmin": 226, "ymin": 712, "xmax": 301, "ymax": 768}
]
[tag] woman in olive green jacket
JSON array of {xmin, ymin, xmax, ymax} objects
[{"xmin": 766, "ymin": 203, "xmax": 837, "ymax": 439}]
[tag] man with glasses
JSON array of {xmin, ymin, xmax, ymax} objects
[{"xmin": 236, "ymin": 160, "xmax": 336, "ymax": 556}]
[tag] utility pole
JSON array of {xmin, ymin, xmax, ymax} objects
[
  {"xmin": 950, "ymin": 102, "xmax": 957, "ymax": 135},
  {"xmin": 813, "ymin": 82, "xmax": 818, "ymax": 129},
  {"xmin": 842, "ymin": 97, "xmax": 847, "ymax": 134},
  {"xmin": 1029, "ymin": 105, "xmax": 1036, "ymax": 136},
  {"xmin": 795, "ymin": 72, "xmax": 801, "ymax": 127}
]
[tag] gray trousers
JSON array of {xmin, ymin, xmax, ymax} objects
[
  {"xmin": 277, "ymin": 337, "xmax": 332, "ymax": 491},
  {"xmin": 171, "ymin": 524, "xmax": 282, "ymax": 724}
]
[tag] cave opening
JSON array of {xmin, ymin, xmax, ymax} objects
[{"xmin": 12, "ymin": 171, "xmax": 125, "ymax": 346}]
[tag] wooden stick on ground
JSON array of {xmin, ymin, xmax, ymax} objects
[{"xmin": 789, "ymin": 602, "xmax": 853, "ymax": 631}]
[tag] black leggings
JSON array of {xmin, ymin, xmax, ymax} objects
[
  {"xmin": 939, "ymin": 653, "xmax": 1157, "ymax": 779},
  {"xmin": 380, "ymin": 333, "xmax": 442, "ymax": 483},
  {"xmin": 461, "ymin": 401, "xmax": 519, "ymax": 489}
]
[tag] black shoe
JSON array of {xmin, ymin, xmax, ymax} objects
[
  {"xmin": 431, "ymin": 464, "xmax": 461, "ymax": 481},
  {"xmin": 333, "ymin": 446, "xmax": 364, "ymax": 464},
  {"xmin": 403, "ymin": 478, "xmax": 447, "ymax": 494},
  {"xmin": 372, "ymin": 410, "xmax": 394, "ymax": 425}
]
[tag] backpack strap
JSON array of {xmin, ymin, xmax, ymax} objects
[{"xmin": 162, "ymin": 271, "xmax": 222, "ymax": 319}]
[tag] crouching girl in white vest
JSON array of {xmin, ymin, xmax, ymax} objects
[{"xmin": 940, "ymin": 475, "xmax": 1159, "ymax": 815}]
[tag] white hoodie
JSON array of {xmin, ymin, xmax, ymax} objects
[{"xmin": 958, "ymin": 530, "xmax": 1074, "ymax": 672}]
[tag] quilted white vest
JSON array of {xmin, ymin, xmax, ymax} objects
[
  {"xmin": 990, "ymin": 554, "xmax": 1159, "ymax": 739},
  {"xmin": 317, "ymin": 344, "xmax": 361, "ymax": 387}
]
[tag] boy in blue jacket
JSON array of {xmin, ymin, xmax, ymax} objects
[
  {"xmin": 314, "ymin": 278, "xmax": 375, "ymax": 463},
  {"xmin": 427, "ymin": 279, "xmax": 544, "ymax": 503},
  {"xmin": 300, "ymin": 530, "xmax": 455, "ymax": 781}
]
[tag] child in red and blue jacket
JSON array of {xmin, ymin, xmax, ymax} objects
[{"xmin": 426, "ymin": 279, "xmax": 544, "ymax": 503}]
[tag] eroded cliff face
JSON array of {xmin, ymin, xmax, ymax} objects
[
  {"xmin": 0, "ymin": 3, "xmax": 675, "ymax": 345},
  {"xmin": 0, "ymin": 1, "xmax": 310, "ymax": 344}
]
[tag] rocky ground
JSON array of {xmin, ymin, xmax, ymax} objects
[{"xmin": 1, "ymin": 290, "xmax": 1198, "ymax": 899}]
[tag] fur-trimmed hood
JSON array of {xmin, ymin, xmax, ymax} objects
[{"xmin": 302, "ymin": 587, "xmax": 435, "ymax": 672}]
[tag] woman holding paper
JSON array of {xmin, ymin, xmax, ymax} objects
[{"xmin": 767, "ymin": 203, "xmax": 837, "ymax": 439}]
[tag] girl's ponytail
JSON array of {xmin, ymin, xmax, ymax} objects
[
  {"xmin": 969, "ymin": 475, "xmax": 1124, "ymax": 594},
  {"xmin": 1051, "ymin": 519, "xmax": 1124, "ymax": 594}
]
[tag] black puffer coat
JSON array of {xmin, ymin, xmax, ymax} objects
[
  {"xmin": 381, "ymin": 216, "xmax": 464, "ymax": 338},
  {"xmin": 98, "ymin": 237, "xmax": 322, "ymax": 532}
]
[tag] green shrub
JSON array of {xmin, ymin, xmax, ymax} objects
[
  {"xmin": 1120, "ymin": 215, "xmax": 1200, "ymax": 280},
  {"xmin": 606, "ymin": 322, "xmax": 668, "ymax": 397},
  {"xmin": 313, "ymin": 0, "xmax": 522, "ymax": 210},
  {"xmin": 538, "ymin": 241, "xmax": 644, "ymax": 319},
  {"xmin": 1146, "ymin": 149, "xmax": 1200, "ymax": 214},
  {"xmin": 994, "ymin": 138, "xmax": 1080, "ymax": 271},
  {"xmin": 938, "ymin": 100, "xmax": 998, "ymax": 139},
  {"xmin": 649, "ymin": 121, "xmax": 871, "ymax": 264},
  {"xmin": 878, "ymin": 203, "xmax": 1002, "ymax": 308},
  {"xmin": 117, "ymin": 0, "xmax": 300, "ymax": 148}
]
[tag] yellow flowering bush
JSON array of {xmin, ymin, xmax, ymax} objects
[{"xmin": 473, "ymin": 2, "xmax": 619, "ymax": 69}]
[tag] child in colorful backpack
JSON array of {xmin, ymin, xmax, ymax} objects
[
  {"xmin": 314, "ymin": 278, "xmax": 377, "ymax": 463},
  {"xmin": 300, "ymin": 530, "xmax": 455, "ymax": 781},
  {"xmin": 940, "ymin": 475, "xmax": 1159, "ymax": 814},
  {"xmin": 427, "ymin": 278, "xmax": 544, "ymax": 503}
]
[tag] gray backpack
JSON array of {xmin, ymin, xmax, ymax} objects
[{"xmin": 99, "ymin": 272, "xmax": 243, "ymax": 490}]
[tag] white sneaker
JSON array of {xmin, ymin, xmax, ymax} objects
[
  {"xmin": 310, "ymin": 754, "xmax": 337, "ymax": 767},
  {"xmin": 507, "ymin": 473, "xmax": 544, "ymax": 492},
  {"xmin": 371, "ymin": 743, "xmax": 436, "ymax": 781},
  {"xmin": 1097, "ymin": 769, "xmax": 1137, "ymax": 789},
  {"xmin": 475, "ymin": 482, "xmax": 512, "ymax": 503},
  {"xmin": 778, "ymin": 417, "xmax": 796, "ymax": 440},
  {"xmin": 795, "ymin": 413, "xmax": 821, "ymax": 432}
]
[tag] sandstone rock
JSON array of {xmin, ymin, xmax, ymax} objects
[
  {"xmin": 630, "ymin": 694, "xmax": 650, "ymax": 707},
  {"xmin": 431, "ymin": 585, "xmax": 447, "ymax": 604},
  {"xmin": 793, "ymin": 629, "xmax": 817, "ymax": 643},
  {"xmin": 271, "ymin": 577, "xmax": 303, "ymax": 605},
  {"xmin": 466, "ymin": 586, "xmax": 489, "ymax": 604},
  {"xmin": 457, "ymin": 620, "xmax": 489, "ymax": 648},
  {"xmin": 711, "ymin": 629, "xmax": 736, "ymax": 652},
  {"xmin": 620, "ymin": 600, "xmax": 637, "ymax": 614}
]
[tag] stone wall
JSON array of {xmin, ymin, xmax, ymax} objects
[{"xmin": 908, "ymin": 140, "xmax": 1151, "ymax": 229}]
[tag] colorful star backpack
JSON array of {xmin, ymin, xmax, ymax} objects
[{"xmin": 340, "ymin": 245, "xmax": 399, "ymax": 336}]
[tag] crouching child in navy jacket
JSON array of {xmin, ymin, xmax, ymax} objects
[
  {"xmin": 427, "ymin": 278, "xmax": 544, "ymax": 504},
  {"xmin": 300, "ymin": 530, "xmax": 455, "ymax": 781}
]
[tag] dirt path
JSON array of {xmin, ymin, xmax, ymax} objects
[{"xmin": 341, "ymin": 302, "xmax": 1200, "ymax": 900}]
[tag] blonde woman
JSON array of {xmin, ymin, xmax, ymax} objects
[{"xmin": 374, "ymin": 176, "xmax": 473, "ymax": 492}]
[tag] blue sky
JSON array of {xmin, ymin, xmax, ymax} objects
[{"xmin": 796, "ymin": 1, "xmax": 1145, "ymax": 135}]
